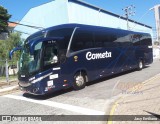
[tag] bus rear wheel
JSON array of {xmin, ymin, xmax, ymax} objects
[
  {"xmin": 73, "ymin": 72, "xmax": 86, "ymax": 90},
  {"xmin": 138, "ymin": 60, "xmax": 143, "ymax": 70}
]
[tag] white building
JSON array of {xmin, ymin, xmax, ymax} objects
[
  {"xmin": 15, "ymin": 0, "xmax": 153, "ymax": 39},
  {"xmin": 154, "ymin": 4, "xmax": 160, "ymax": 41}
]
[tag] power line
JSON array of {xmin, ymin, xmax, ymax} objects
[
  {"xmin": 122, "ymin": 5, "xmax": 136, "ymax": 30},
  {"xmin": 10, "ymin": 17, "xmax": 45, "ymax": 28},
  {"xmin": 13, "ymin": 30, "xmax": 31, "ymax": 35},
  {"xmin": 8, "ymin": 21, "xmax": 44, "ymax": 30}
]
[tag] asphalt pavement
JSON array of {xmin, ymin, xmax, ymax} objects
[{"xmin": 0, "ymin": 59, "xmax": 160, "ymax": 124}]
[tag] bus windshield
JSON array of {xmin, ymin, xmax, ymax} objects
[
  {"xmin": 19, "ymin": 31, "xmax": 46, "ymax": 75},
  {"xmin": 19, "ymin": 42, "xmax": 42, "ymax": 74}
]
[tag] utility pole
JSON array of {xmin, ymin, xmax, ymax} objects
[
  {"xmin": 153, "ymin": 5, "xmax": 160, "ymax": 42},
  {"xmin": 122, "ymin": 5, "xmax": 136, "ymax": 30},
  {"xmin": 5, "ymin": 59, "xmax": 9, "ymax": 84}
]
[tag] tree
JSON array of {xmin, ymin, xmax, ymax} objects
[
  {"xmin": 0, "ymin": 32, "xmax": 21, "ymax": 76},
  {"xmin": 0, "ymin": 6, "xmax": 11, "ymax": 33},
  {"xmin": 0, "ymin": 32, "xmax": 21, "ymax": 61}
]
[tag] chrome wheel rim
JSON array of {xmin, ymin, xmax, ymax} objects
[
  {"xmin": 75, "ymin": 75, "xmax": 84, "ymax": 86},
  {"xmin": 139, "ymin": 61, "xmax": 143, "ymax": 69}
]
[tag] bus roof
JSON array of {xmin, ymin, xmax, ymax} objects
[{"xmin": 30, "ymin": 23, "xmax": 150, "ymax": 39}]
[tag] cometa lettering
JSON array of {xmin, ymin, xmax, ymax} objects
[{"xmin": 86, "ymin": 51, "xmax": 112, "ymax": 60}]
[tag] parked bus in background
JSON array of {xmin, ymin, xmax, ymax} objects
[{"xmin": 10, "ymin": 24, "xmax": 153, "ymax": 95}]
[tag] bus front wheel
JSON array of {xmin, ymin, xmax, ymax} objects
[{"xmin": 73, "ymin": 72, "xmax": 87, "ymax": 90}]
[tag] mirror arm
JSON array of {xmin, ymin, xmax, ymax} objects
[{"xmin": 9, "ymin": 46, "xmax": 22, "ymax": 59}]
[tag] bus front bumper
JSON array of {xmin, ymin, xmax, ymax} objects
[{"xmin": 18, "ymin": 81, "xmax": 43, "ymax": 95}]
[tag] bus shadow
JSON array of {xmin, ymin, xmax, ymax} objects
[
  {"xmin": 86, "ymin": 70, "xmax": 136, "ymax": 86},
  {"xmin": 87, "ymin": 66, "xmax": 149, "ymax": 86},
  {"xmin": 23, "ymin": 66, "xmax": 150, "ymax": 100}
]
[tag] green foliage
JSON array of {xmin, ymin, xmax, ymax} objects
[
  {"xmin": 0, "ymin": 40, "xmax": 5, "ymax": 59},
  {"xmin": 0, "ymin": 6, "xmax": 11, "ymax": 33},
  {"xmin": 0, "ymin": 32, "xmax": 22, "ymax": 62}
]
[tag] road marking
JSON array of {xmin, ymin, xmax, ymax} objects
[
  {"xmin": 107, "ymin": 73, "xmax": 160, "ymax": 124},
  {"xmin": 142, "ymin": 73, "xmax": 160, "ymax": 85},
  {"xmin": 3, "ymin": 94, "xmax": 105, "ymax": 115},
  {"xmin": 107, "ymin": 97, "xmax": 122, "ymax": 124}
]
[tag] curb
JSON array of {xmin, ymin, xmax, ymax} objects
[
  {"xmin": 0, "ymin": 79, "xmax": 18, "ymax": 84},
  {"xmin": 0, "ymin": 85, "xmax": 19, "ymax": 93},
  {"xmin": 107, "ymin": 73, "xmax": 160, "ymax": 124}
]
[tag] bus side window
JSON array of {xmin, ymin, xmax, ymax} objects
[
  {"xmin": 43, "ymin": 45, "xmax": 58, "ymax": 67},
  {"xmin": 71, "ymin": 29, "xmax": 94, "ymax": 52},
  {"xmin": 47, "ymin": 28, "xmax": 74, "ymax": 50},
  {"xmin": 94, "ymin": 30, "xmax": 117, "ymax": 48},
  {"xmin": 59, "ymin": 49, "xmax": 67, "ymax": 63},
  {"xmin": 140, "ymin": 34, "xmax": 152, "ymax": 46},
  {"xmin": 131, "ymin": 34, "xmax": 142, "ymax": 46},
  {"xmin": 114, "ymin": 32, "xmax": 132, "ymax": 47}
]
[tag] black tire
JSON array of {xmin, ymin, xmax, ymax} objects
[
  {"xmin": 137, "ymin": 60, "xmax": 143, "ymax": 70},
  {"xmin": 73, "ymin": 72, "xmax": 86, "ymax": 90}
]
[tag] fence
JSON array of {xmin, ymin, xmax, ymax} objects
[{"xmin": 0, "ymin": 60, "xmax": 18, "ymax": 82}]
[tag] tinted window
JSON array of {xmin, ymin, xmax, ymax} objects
[
  {"xmin": 43, "ymin": 44, "xmax": 58, "ymax": 70},
  {"xmin": 94, "ymin": 30, "xmax": 117, "ymax": 48},
  {"xmin": 131, "ymin": 34, "xmax": 152, "ymax": 46},
  {"xmin": 94, "ymin": 29, "xmax": 132, "ymax": 48},
  {"xmin": 94, "ymin": 31, "xmax": 104, "ymax": 47},
  {"xmin": 114, "ymin": 31, "xmax": 132, "ymax": 47},
  {"xmin": 140, "ymin": 34, "xmax": 152, "ymax": 46},
  {"xmin": 47, "ymin": 28, "xmax": 73, "ymax": 49},
  {"xmin": 25, "ymin": 32, "xmax": 45, "ymax": 44},
  {"xmin": 131, "ymin": 34, "xmax": 142, "ymax": 46},
  {"xmin": 71, "ymin": 29, "xmax": 94, "ymax": 52}
]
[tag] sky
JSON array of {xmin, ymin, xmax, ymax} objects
[{"xmin": 0, "ymin": 0, "xmax": 159, "ymax": 30}]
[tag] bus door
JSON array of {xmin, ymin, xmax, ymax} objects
[{"xmin": 42, "ymin": 40, "xmax": 63, "ymax": 91}]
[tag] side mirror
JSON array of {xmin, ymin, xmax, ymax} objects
[{"xmin": 9, "ymin": 46, "xmax": 22, "ymax": 59}]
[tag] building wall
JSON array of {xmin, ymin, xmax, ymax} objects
[
  {"xmin": 15, "ymin": 0, "xmax": 153, "ymax": 39},
  {"xmin": 0, "ymin": 22, "xmax": 17, "ymax": 40},
  {"xmin": 154, "ymin": 5, "xmax": 160, "ymax": 41},
  {"xmin": 15, "ymin": 0, "xmax": 68, "ymax": 38},
  {"xmin": 68, "ymin": 2, "xmax": 100, "ymax": 25},
  {"xmin": 68, "ymin": 1, "xmax": 152, "ymax": 34}
]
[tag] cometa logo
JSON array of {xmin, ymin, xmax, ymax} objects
[{"xmin": 86, "ymin": 51, "xmax": 112, "ymax": 60}]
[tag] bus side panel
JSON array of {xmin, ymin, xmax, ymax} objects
[
  {"xmin": 144, "ymin": 47, "xmax": 153, "ymax": 65},
  {"xmin": 37, "ymin": 68, "xmax": 64, "ymax": 94},
  {"xmin": 134, "ymin": 34, "xmax": 153, "ymax": 66},
  {"xmin": 60, "ymin": 51, "xmax": 97, "ymax": 87},
  {"xmin": 61, "ymin": 46, "xmax": 138, "ymax": 87},
  {"xmin": 136, "ymin": 46, "xmax": 153, "ymax": 66},
  {"xmin": 98, "ymin": 46, "xmax": 137, "ymax": 77},
  {"xmin": 124, "ymin": 46, "xmax": 138, "ymax": 70},
  {"xmin": 93, "ymin": 47, "xmax": 123, "ymax": 77}
]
